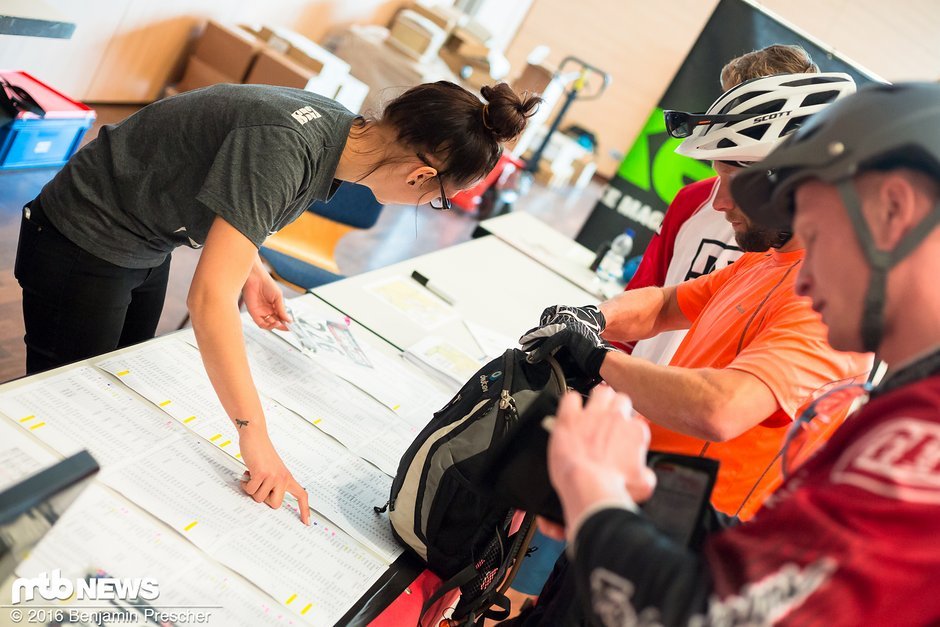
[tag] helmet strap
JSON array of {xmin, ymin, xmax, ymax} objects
[
  {"xmin": 772, "ymin": 230, "xmax": 793, "ymax": 248},
  {"xmin": 837, "ymin": 178, "xmax": 940, "ymax": 353}
]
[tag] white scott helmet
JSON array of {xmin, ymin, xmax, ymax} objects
[{"xmin": 668, "ymin": 72, "xmax": 856, "ymax": 164}]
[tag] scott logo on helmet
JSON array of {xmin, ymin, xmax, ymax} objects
[{"xmin": 753, "ymin": 110, "xmax": 792, "ymax": 123}]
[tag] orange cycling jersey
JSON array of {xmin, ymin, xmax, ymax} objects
[{"xmin": 647, "ymin": 248, "xmax": 871, "ymax": 519}]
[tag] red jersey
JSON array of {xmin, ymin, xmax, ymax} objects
[
  {"xmin": 703, "ymin": 373, "xmax": 940, "ymax": 624},
  {"xmin": 627, "ymin": 177, "xmax": 738, "ymax": 291},
  {"xmin": 569, "ymin": 374, "xmax": 940, "ymax": 626},
  {"xmin": 621, "ymin": 177, "xmax": 742, "ymax": 364}
]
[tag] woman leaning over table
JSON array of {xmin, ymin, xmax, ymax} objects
[{"xmin": 14, "ymin": 80, "xmax": 540, "ymax": 522}]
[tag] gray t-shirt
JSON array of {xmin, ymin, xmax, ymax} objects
[{"xmin": 39, "ymin": 84, "xmax": 359, "ymax": 269}]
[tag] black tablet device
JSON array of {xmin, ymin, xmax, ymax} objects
[{"xmin": 0, "ymin": 450, "xmax": 99, "ymax": 580}]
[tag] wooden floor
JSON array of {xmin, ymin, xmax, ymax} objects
[{"xmin": 0, "ymin": 104, "xmax": 602, "ymax": 383}]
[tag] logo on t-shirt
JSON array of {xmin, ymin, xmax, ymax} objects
[
  {"xmin": 291, "ymin": 106, "xmax": 322, "ymax": 125},
  {"xmin": 684, "ymin": 238, "xmax": 740, "ymax": 281},
  {"xmin": 831, "ymin": 418, "xmax": 940, "ymax": 504}
]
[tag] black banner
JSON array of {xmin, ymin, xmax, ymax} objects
[{"xmin": 576, "ymin": 0, "xmax": 878, "ymax": 253}]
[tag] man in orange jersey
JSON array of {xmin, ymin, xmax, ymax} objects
[{"xmin": 521, "ymin": 72, "xmax": 871, "ymax": 521}]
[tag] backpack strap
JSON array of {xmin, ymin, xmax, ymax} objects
[
  {"xmin": 487, "ymin": 512, "xmax": 538, "ymax": 603},
  {"xmin": 545, "ymin": 355, "xmax": 567, "ymax": 396},
  {"xmin": 417, "ymin": 563, "xmax": 477, "ymax": 627},
  {"xmin": 463, "ymin": 512, "xmax": 539, "ymax": 625},
  {"xmin": 423, "ymin": 513, "xmax": 538, "ymax": 626},
  {"xmin": 479, "ymin": 592, "xmax": 511, "ymax": 622}
]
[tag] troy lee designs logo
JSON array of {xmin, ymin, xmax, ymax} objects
[
  {"xmin": 291, "ymin": 105, "xmax": 321, "ymax": 125},
  {"xmin": 831, "ymin": 418, "xmax": 940, "ymax": 504},
  {"xmin": 586, "ymin": 559, "xmax": 835, "ymax": 627}
]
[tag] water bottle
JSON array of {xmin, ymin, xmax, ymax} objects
[
  {"xmin": 622, "ymin": 254, "xmax": 643, "ymax": 283},
  {"xmin": 595, "ymin": 228, "xmax": 635, "ymax": 284}
]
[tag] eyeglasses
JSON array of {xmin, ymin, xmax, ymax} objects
[
  {"xmin": 0, "ymin": 77, "xmax": 45, "ymax": 119},
  {"xmin": 663, "ymin": 109, "xmax": 760, "ymax": 139},
  {"xmin": 416, "ymin": 153, "xmax": 451, "ymax": 211},
  {"xmin": 781, "ymin": 381, "xmax": 873, "ymax": 480}
]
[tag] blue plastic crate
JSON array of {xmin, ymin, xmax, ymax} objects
[
  {"xmin": 0, "ymin": 116, "xmax": 95, "ymax": 170},
  {"xmin": 0, "ymin": 70, "xmax": 96, "ymax": 170}
]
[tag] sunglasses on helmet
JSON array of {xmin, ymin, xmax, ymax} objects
[{"xmin": 663, "ymin": 109, "xmax": 760, "ymax": 139}]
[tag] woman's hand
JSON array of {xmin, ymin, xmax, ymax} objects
[
  {"xmin": 190, "ymin": 222, "xmax": 307, "ymax": 525},
  {"xmin": 238, "ymin": 429, "xmax": 311, "ymax": 525},
  {"xmin": 242, "ymin": 257, "xmax": 290, "ymax": 331}
]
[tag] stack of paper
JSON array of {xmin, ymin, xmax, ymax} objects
[{"xmin": 403, "ymin": 336, "xmax": 484, "ymax": 390}]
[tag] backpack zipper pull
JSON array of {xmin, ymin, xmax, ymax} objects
[
  {"xmin": 374, "ymin": 499, "xmax": 392, "ymax": 514},
  {"xmin": 499, "ymin": 391, "xmax": 517, "ymax": 421},
  {"xmin": 499, "ymin": 390, "xmax": 512, "ymax": 410}
]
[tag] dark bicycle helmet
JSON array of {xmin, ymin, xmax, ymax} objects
[{"xmin": 732, "ymin": 82, "xmax": 940, "ymax": 352}]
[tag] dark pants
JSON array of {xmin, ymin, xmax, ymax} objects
[{"xmin": 14, "ymin": 199, "xmax": 171, "ymax": 374}]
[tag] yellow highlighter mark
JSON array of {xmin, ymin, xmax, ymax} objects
[
  {"xmin": 116, "ymin": 370, "xmax": 130, "ymax": 377},
  {"xmin": 209, "ymin": 434, "xmax": 222, "ymax": 442},
  {"xmin": 183, "ymin": 416, "xmax": 197, "ymax": 424},
  {"xmin": 29, "ymin": 422, "xmax": 46, "ymax": 431},
  {"xmin": 313, "ymin": 418, "xmax": 322, "ymax": 425},
  {"xmin": 219, "ymin": 440, "xmax": 231, "ymax": 448},
  {"xmin": 393, "ymin": 404, "xmax": 401, "ymax": 411},
  {"xmin": 285, "ymin": 594, "xmax": 297, "ymax": 605},
  {"xmin": 19, "ymin": 415, "xmax": 35, "ymax": 423},
  {"xmin": 301, "ymin": 604, "xmax": 312, "ymax": 616},
  {"xmin": 159, "ymin": 400, "xmax": 172, "ymax": 407},
  {"xmin": 235, "ymin": 453, "xmax": 242, "ymax": 459},
  {"xmin": 183, "ymin": 521, "xmax": 198, "ymax": 531}
]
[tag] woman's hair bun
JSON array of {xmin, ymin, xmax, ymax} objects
[{"xmin": 480, "ymin": 83, "xmax": 542, "ymax": 143}]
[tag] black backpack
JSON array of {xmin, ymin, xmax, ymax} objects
[{"xmin": 381, "ymin": 348, "xmax": 566, "ymax": 625}]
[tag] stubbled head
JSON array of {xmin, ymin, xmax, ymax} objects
[{"xmin": 720, "ymin": 44, "xmax": 819, "ymax": 91}]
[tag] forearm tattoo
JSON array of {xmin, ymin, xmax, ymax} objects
[{"xmin": 235, "ymin": 419, "xmax": 249, "ymax": 429}]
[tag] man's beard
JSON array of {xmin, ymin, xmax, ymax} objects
[{"xmin": 734, "ymin": 226, "xmax": 785, "ymax": 252}]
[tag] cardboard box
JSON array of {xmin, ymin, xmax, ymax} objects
[
  {"xmin": 286, "ymin": 42, "xmax": 349, "ymax": 95},
  {"xmin": 387, "ymin": 9, "xmax": 447, "ymax": 63},
  {"xmin": 192, "ymin": 21, "xmax": 262, "ymax": 82},
  {"xmin": 444, "ymin": 21, "xmax": 492, "ymax": 57},
  {"xmin": 439, "ymin": 47, "xmax": 493, "ymax": 89},
  {"xmin": 245, "ymin": 47, "xmax": 345, "ymax": 98},
  {"xmin": 240, "ymin": 24, "xmax": 350, "ymax": 97},
  {"xmin": 512, "ymin": 63, "xmax": 554, "ymax": 98},
  {"xmin": 245, "ymin": 47, "xmax": 316, "ymax": 90},
  {"xmin": 407, "ymin": 2, "xmax": 464, "ymax": 34},
  {"xmin": 177, "ymin": 55, "xmax": 236, "ymax": 92},
  {"xmin": 239, "ymin": 24, "xmax": 289, "ymax": 53}
]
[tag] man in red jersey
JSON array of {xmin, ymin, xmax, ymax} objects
[{"xmin": 538, "ymin": 82, "xmax": 940, "ymax": 626}]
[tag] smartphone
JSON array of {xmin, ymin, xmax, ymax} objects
[{"xmin": 640, "ymin": 453, "xmax": 718, "ymax": 548}]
